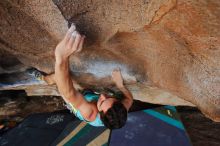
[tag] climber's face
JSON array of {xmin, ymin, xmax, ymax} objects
[{"xmin": 97, "ymin": 94, "xmax": 117, "ymax": 113}]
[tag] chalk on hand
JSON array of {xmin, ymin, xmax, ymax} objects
[
  {"xmin": 71, "ymin": 31, "xmax": 78, "ymax": 37},
  {"xmin": 71, "ymin": 23, "xmax": 76, "ymax": 31}
]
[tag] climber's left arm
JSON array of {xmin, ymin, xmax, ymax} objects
[{"xmin": 112, "ymin": 69, "xmax": 133, "ymax": 111}]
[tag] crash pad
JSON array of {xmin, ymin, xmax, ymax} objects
[{"xmin": 109, "ymin": 106, "xmax": 192, "ymax": 146}]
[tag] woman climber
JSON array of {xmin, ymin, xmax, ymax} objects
[{"xmin": 35, "ymin": 24, "xmax": 133, "ymax": 129}]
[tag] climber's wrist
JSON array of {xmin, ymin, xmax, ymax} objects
[
  {"xmin": 55, "ymin": 54, "xmax": 69, "ymax": 64},
  {"xmin": 116, "ymin": 83, "xmax": 124, "ymax": 89}
]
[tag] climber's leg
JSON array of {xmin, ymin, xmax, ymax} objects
[
  {"xmin": 43, "ymin": 74, "xmax": 56, "ymax": 85},
  {"xmin": 43, "ymin": 73, "xmax": 83, "ymax": 91}
]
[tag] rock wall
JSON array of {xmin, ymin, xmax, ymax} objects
[{"xmin": 0, "ymin": 0, "xmax": 219, "ymax": 121}]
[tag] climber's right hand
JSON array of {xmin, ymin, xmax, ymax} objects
[{"xmin": 55, "ymin": 24, "xmax": 85, "ymax": 61}]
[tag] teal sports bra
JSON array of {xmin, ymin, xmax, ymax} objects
[{"xmin": 65, "ymin": 90, "xmax": 104, "ymax": 127}]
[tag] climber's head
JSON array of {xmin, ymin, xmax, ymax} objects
[{"xmin": 97, "ymin": 94, "xmax": 127, "ymax": 129}]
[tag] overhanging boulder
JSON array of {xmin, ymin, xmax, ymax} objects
[{"xmin": 0, "ymin": 0, "xmax": 219, "ymax": 121}]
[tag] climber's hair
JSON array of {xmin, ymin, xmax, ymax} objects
[{"xmin": 100, "ymin": 101, "xmax": 127, "ymax": 129}]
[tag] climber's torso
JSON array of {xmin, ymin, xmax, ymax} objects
[{"xmin": 65, "ymin": 90, "xmax": 104, "ymax": 126}]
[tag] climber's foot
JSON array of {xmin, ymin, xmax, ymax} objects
[{"xmin": 26, "ymin": 68, "xmax": 45, "ymax": 81}]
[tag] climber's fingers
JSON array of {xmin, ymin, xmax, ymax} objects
[
  {"xmin": 67, "ymin": 31, "xmax": 77, "ymax": 51},
  {"xmin": 71, "ymin": 33, "xmax": 82, "ymax": 53},
  {"xmin": 64, "ymin": 24, "xmax": 76, "ymax": 43},
  {"xmin": 76, "ymin": 35, "xmax": 85, "ymax": 53}
]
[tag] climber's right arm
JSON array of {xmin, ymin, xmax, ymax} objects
[
  {"xmin": 54, "ymin": 25, "xmax": 96, "ymax": 121},
  {"xmin": 54, "ymin": 24, "xmax": 86, "ymax": 109}
]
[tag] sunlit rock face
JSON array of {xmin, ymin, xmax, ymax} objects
[{"xmin": 0, "ymin": 0, "xmax": 219, "ymax": 121}]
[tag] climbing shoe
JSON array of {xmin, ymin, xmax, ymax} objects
[{"xmin": 26, "ymin": 68, "xmax": 45, "ymax": 81}]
